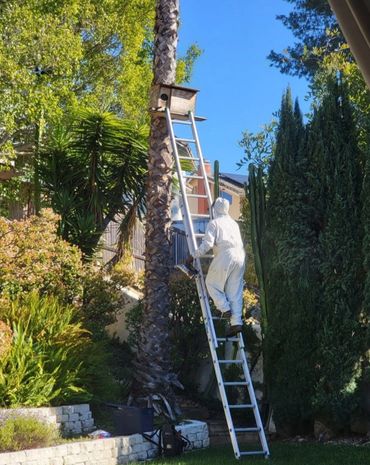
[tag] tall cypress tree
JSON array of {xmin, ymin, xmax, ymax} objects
[
  {"xmin": 311, "ymin": 80, "xmax": 365, "ymax": 428},
  {"xmin": 265, "ymin": 89, "xmax": 317, "ymax": 434},
  {"xmin": 261, "ymin": 79, "xmax": 366, "ymax": 435}
]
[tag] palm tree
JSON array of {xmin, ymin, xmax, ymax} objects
[
  {"xmin": 41, "ymin": 109, "xmax": 147, "ymax": 258},
  {"xmin": 132, "ymin": 0, "xmax": 181, "ymax": 415}
]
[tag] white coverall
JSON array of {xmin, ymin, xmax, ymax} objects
[{"xmin": 193, "ymin": 198, "xmax": 245, "ymax": 327}]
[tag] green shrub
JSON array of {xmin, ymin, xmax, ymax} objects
[
  {"xmin": 0, "ymin": 416, "xmax": 59, "ymax": 452},
  {"xmin": 81, "ymin": 271, "xmax": 124, "ymax": 341},
  {"xmin": 0, "ymin": 210, "xmax": 84, "ymax": 303},
  {"xmin": 0, "ymin": 292, "xmax": 103, "ymax": 407}
]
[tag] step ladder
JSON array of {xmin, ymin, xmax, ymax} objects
[{"xmin": 165, "ymin": 108, "xmax": 270, "ymax": 459}]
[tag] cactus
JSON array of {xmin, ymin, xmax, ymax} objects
[
  {"xmin": 247, "ymin": 164, "xmax": 268, "ymax": 325},
  {"xmin": 214, "ymin": 160, "xmax": 220, "ymax": 198}
]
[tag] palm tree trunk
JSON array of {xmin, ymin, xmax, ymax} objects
[{"xmin": 132, "ymin": 0, "xmax": 180, "ymax": 412}]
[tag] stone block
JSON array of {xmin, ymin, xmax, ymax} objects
[
  {"xmin": 120, "ymin": 445, "xmax": 133, "ymax": 455},
  {"xmin": 66, "ymin": 442, "xmax": 81, "ymax": 455},
  {"xmin": 95, "ymin": 460, "xmax": 116, "ymax": 465},
  {"xmin": 194, "ymin": 440, "xmax": 203, "ymax": 449},
  {"xmin": 131, "ymin": 443, "xmax": 147, "ymax": 454},
  {"xmin": 25, "ymin": 461, "xmax": 49, "ymax": 465},
  {"xmin": 10, "ymin": 451, "xmax": 26, "ymax": 463},
  {"xmin": 187, "ymin": 433, "xmax": 197, "ymax": 442},
  {"xmin": 89, "ymin": 439, "xmax": 105, "ymax": 450},
  {"xmin": 127, "ymin": 434, "xmax": 142, "ymax": 446},
  {"xmin": 63, "ymin": 406, "xmax": 75, "ymax": 415},
  {"xmin": 81, "ymin": 441, "xmax": 95, "ymax": 453},
  {"xmin": 82, "ymin": 419, "xmax": 94, "ymax": 429},
  {"xmin": 53, "ymin": 444, "xmax": 69, "ymax": 457},
  {"xmin": 0, "ymin": 453, "xmax": 11, "ymax": 465},
  {"xmin": 25, "ymin": 448, "xmax": 47, "ymax": 460},
  {"xmin": 49, "ymin": 458, "xmax": 64, "ymax": 465},
  {"xmin": 102, "ymin": 438, "xmax": 115, "ymax": 449},
  {"xmin": 69, "ymin": 414, "xmax": 79, "ymax": 422},
  {"xmin": 118, "ymin": 456, "xmax": 129, "ymax": 465},
  {"xmin": 90, "ymin": 449, "xmax": 110, "ymax": 460},
  {"xmin": 74, "ymin": 404, "xmax": 90, "ymax": 414},
  {"xmin": 147, "ymin": 448, "xmax": 158, "ymax": 459},
  {"xmin": 44, "ymin": 415, "xmax": 58, "ymax": 425},
  {"xmin": 56, "ymin": 414, "xmax": 69, "ymax": 423},
  {"xmin": 203, "ymin": 438, "xmax": 210, "ymax": 447},
  {"xmin": 128, "ymin": 453, "xmax": 140, "ymax": 462},
  {"xmin": 63, "ymin": 456, "xmax": 80, "ymax": 465},
  {"xmin": 72, "ymin": 422, "xmax": 82, "ymax": 434}
]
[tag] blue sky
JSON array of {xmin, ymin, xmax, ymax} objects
[{"xmin": 178, "ymin": 0, "xmax": 311, "ymax": 174}]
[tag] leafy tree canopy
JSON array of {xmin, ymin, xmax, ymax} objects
[
  {"xmin": 267, "ymin": 0, "xmax": 349, "ymax": 79},
  {"xmin": 0, "ymin": 0, "xmax": 200, "ymax": 160}
]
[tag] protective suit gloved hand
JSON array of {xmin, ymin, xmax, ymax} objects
[{"xmin": 185, "ymin": 255, "xmax": 194, "ymax": 267}]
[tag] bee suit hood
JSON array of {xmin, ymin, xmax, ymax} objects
[{"xmin": 213, "ymin": 197, "xmax": 229, "ymax": 218}]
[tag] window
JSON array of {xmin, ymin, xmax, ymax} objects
[{"xmin": 221, "ymin": 191, "xmax": 232, "ymax": 204}]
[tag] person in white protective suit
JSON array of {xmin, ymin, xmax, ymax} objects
[{"xmin": 188, "ymin": 197, "xmax": 246, "ymax": 337}]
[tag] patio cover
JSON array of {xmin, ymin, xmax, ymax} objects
[{"xmin": 328, "ymin": 0, "xmax": 370, "ymax": 89}]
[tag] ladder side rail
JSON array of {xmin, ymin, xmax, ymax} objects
[
  {"xmin": 194, "ymin": 276, "xmax": 219, "ymax": 349},
  {"xmin": 211, "ymin": 342, "xmax": 241, "ymax": 459},
  {"xmin": 166, "ymin": 108, "xmax": 197, "ymax": 256},
  {"xmin": 189, "ymin": 111, "xmax": 214, "ymax": 214},
  {"xmin": 180, "ymin": 203, "xmax": 218, "ymax": 349},
  {"xmin": 166, "ymin": 108, "xmax": 218, "ymax": 348},
  {"xmin": 237, "ymin": 333, "xmax": 270, "ymax": 457}
]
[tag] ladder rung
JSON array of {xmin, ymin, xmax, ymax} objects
[
  {"xmin": 179, "ymin": 156, "xmax": 200, "ymax": 161},
  {"xmin": 187, "ymin": 194, "xmax": 208, "ymax": 198},
  {"xmin": 234, "ymin": 427, "xmax": 260, "ymax": 432},
  {"xmin": 183, "ymin": 175, "xmax": 204, "ymax": 180},
  {"xmin": 217, "ymin": 337, "xmax": 238, "ymax": 342},
  {"xmin": 219, "ymin": 360, "xmax": 243, "ymax": 364},
  {"xmin": 194, "ymin": 233, "xmax": 205, "ymax": 237},
  {"xmin": 191, "ymin": 213, "xmax": 210, "ymax": 218},
  {"xmin": 172, "ymin": 120, "xmax": 192, "ymax": 125},
  {"xmin": 176, "ymin": 137, "xmax": 196, "ymax": 144},
  {"xmin": 239, "ymin": 451, "xmax": 266, "ymax": 456},
  {"xmin": 229, "ymin": 404, "xmax": 254, "ymax": 409},
  {"xmin": 203, "ymin": 254, "xmax": 214, "ymax": 258},
  {"xmin": 223, "ymin": 381, "xmax": 249, "ymax": 386}
]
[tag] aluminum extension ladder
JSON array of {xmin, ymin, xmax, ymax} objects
[{"xmin": 165, "ymin": 108, "xmax": 270, "ymax": 459}]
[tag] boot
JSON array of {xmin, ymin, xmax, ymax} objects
[
  {"xmin": 225, "ymin": 324, "xmax": 243, "ymax": 338},
  {"xmin": 174, "ymin": 264, "xmax": 198, "ymax": 279},
  {"xmin": 215, "ymin": 309, "xmax": 231, "ymax": 320}
]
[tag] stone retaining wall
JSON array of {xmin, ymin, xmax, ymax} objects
[
  {"xmin": 0, "ymin": 404, "xmax": 94, "ymax": 436},
  {"xmin": 0, "ymin": 420, "xmax": 209, "ymax": 465}
]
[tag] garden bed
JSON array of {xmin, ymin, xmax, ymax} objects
[
  {"xmin": 0, "ymin": 420, "xmax": 209, "ymax": 465},
  {"xmin": 0, "ymin": 404, "xmax": 94, "ymax": 437}
]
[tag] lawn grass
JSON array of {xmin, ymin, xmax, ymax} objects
[{"xmin": 143, "ymin": 441, "xmax": 370, "ymax": 465}]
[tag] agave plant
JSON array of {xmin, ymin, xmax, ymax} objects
[{"xmin": 40, "ymin": 109, "xmax": 148, "ymax": 258}]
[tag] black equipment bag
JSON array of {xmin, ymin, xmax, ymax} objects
[
  {"xmin": 161, "ymin": 422, "xmax": 190, "ymax": 457},
  {"xmin": 142, "ymin": 422, "xmax": 190, "ymax": 458}
]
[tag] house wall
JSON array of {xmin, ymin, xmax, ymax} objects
[
  {"xmin": 207, "ymin": 179, "xmax": 244, "ymax": 220},
  {"xmin": 105, "ymin": 287, "xmax": 143, "ymax": 342}
]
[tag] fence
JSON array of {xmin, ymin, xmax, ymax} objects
[{"xmin": 101, "ymin": 219, "xmax": 189, "ymax": 272}]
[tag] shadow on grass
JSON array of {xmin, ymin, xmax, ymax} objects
[{"xmin": 142, "ymin": 441, "xmax": 370, "ymax": 465}]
